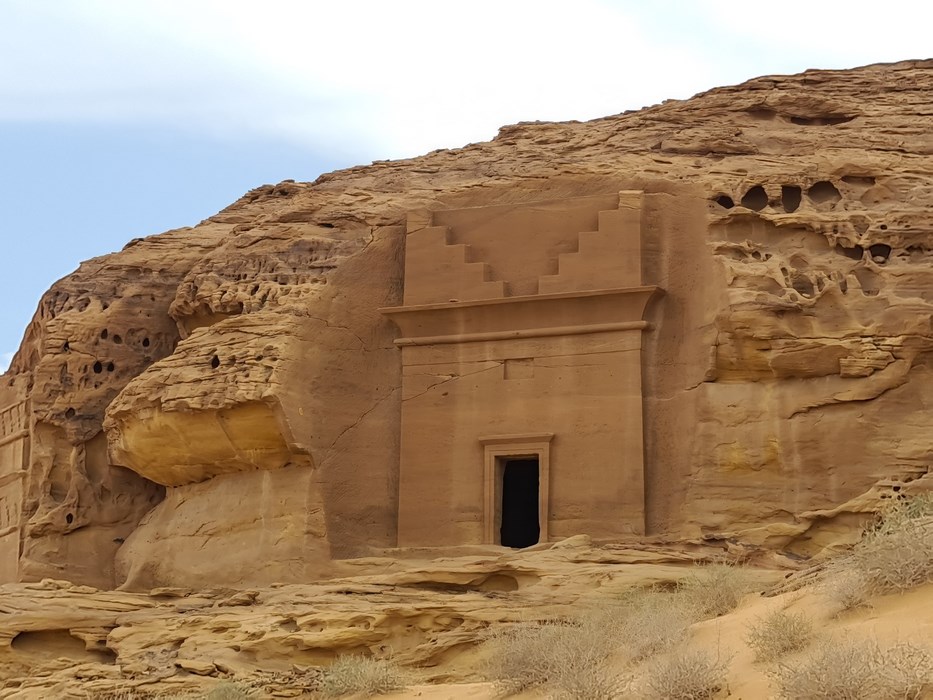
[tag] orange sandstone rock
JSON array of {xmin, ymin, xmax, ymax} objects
[{"xmin": 1, "ymin": 60, "xmax": 932, "ymax": 589}]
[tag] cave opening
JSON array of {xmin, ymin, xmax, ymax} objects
[{"xmin": 499, "ymin": 458, "xmax": 540, "ymax": 548}]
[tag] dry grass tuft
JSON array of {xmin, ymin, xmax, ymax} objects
[
  {"xmin": 203, "ymin": 682, "xmax": 256, "ymax": 700},
  {"xmin": 745, "ymin": 609, "xmax": 813, "ymax": 662},
  {"xmin": 640, "ymin": 648, "xmax": 731, "ymax": 700},
  {"xmin": 318, "ymin": 655, "xmax": 408, "ymax": 698},
  {"xmin": 613, "ymin": 588, "xmax": 695, "ymax": 661},
  {"xmin": 677, "ymin": 563, "xmax": 757, "ymax": 619},
  {"xmin": 824, "ymin": 494, "xmax": 933, "ymax": 611},
  {"xmin": 484, "ymin": 615, "xmax": 628, "ymax": 699},
  {"xmin": 771, "ymin": 637, "xmax": 933, "ymax": 700}
]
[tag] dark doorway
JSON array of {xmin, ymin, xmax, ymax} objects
[{"xmin": 500, "ymin": 458, "xmax": 540, "ymax": 548}]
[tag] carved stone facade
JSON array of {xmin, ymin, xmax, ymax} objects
[
  {"xmin": 0, "ymin": 390, "xmax": 28, "ymax": 581},
  {"xmin": 384, "ymin": 192, "xmax": 661, "ymax": 547}
]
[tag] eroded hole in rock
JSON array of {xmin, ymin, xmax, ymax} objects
[
  {"xmin": 106, "ymin": 362, "xmax": 115, "ymax": 372},
  {"xmin": 92, "ymin": 361, "xmax": 103, "ymax": 374},
  {"xmin": 791, "ymin": 275, "xmax": 815, "ymax": 298},
  {"xmin": 740, "ymin": 185, "xmax": 768, "ymax": 211},
  {"xmin": 789, "ymin": 114, "xmax": 855, "ymax": 126},
  {"xmin": 113, "ymin": 334, "xmax": 122, "ymax": 344},
  {"xmin": 210, "ymin": 355, "xmax": 220, "ymax": 369},
  {"xmin": 62, "ymin": 341, "xmax": 70, "ymax": 352},
  {"xmin": 11, "ymin": 631, "xmax": 99, "ymax": 660},
  {"xmin": 807, "ymin": 181, "xmax": 842, "ymax": 205},
  {"xmin": 781, "ymin": 185, "xmax": 802, "ymax": 213},
  {"xmin": 842, "ymin": 175, "xmax": 876, "ymax": 186},
  {"xmin": 500, "ymin": 458, "xmax": 540, "ymax": 548},
  {"xmin": 65, "ymin": 408, "xmax": 76, "ymax": 419},
  {"xmin": 854, "ymin": 267, "xmax": 881, "ymax": 295},
  {"xmin": 142, "ymin": 337, "xmax": 150, "ymax": 347},
  {"xmin": 714, "ymin": 195, "xmax": 735, "ymax": 209},
  {"xmin": 100, "ymin": 329, "xmax": 108, "ymax": 340},
  {"xmin": 835, "ymin": 243, "xmax": 864, "ymax": 261},
  {"xmin": 478, "ymin": 573, "xmax": 520, "ymax": 592},
  {"xmin": 279, "ymin": 618, "xmax": 299, "ymax": 632},
  {"xmin": 745, "ymin": 107, "xmax": 778, "ymax": 120},
  {"xmin": 869, "ymin": 243, "xmax": 892, "ymax": 262},
  {"xmin": 65, "ymin": 513, "xmax": 74, "ymax": 524}
]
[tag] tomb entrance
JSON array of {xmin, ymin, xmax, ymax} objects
[
  {"xmin": 382, "ymin": 192, "xmax": 662, "ymax": 546},
  {"xmin": 499, "ymin": 457, "xmax": 540, "ymax": 548}
]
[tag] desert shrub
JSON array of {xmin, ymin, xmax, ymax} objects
[
  {"xmin": 745, "ymin": 609, "xmax": 813, "ymax": 662},
  {"xmin": 318, "ymin": 655, "xmax": 407, "ymax": 698},
  {"xmin": 640, "ymin": 648, "xmax": 731, "ymax": 700},
  {"xmin": 484, "ymin": 615, "xmax": 627, "ymax": 698},
  {"xmin": 677, "ymin": 563, "xmax": 756, "ymax": 619},
  {"xmin": 613, "ymin": 588, "xmax": 695, "ymax": 661},
  {"xmin": 771, "ymin": 637, "xmax": 933, "ymax": 700},
  {"xmin": 823, "ymin": 569, "xmax": 871, "ymax": 612},
  {"xmin": 824, "ymin": 494, "xmax": 933, "ymax": 610},
  {"xmin": 203, "ymin": 683, "xmax": 256, "ymax": 700}
]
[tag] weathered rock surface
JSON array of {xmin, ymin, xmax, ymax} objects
[
  {"xmin": 2, "ymin": 60, "xmax": 933, "ymax": 587},
  {"xmin": 0, "ymin": 539, "xmax": 782, "ymax": 698},
  {"xmin": 0, "ymin": 537, "xmax": 930, "ymax": 699}
]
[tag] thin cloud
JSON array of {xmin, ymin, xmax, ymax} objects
[
  {"xmin": 3, "ymin": 1, "xmax": 931, "ymax": 162},
  {"xmin": 1, "ymin": 1, "xmax": 718, "ymax": 159}
]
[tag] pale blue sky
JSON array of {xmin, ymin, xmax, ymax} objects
[{"xmin": 2, "ymin": 0, "xmax": 931, "ymax": 370}]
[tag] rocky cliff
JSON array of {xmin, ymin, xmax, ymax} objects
[{"xmin": 2, "ymin": 59, "xmax": 932, "ymax": 589}]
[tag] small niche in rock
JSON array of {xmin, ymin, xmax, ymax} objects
[
  {"xmin": 807, "ymin": 181, "xmax": 842, "ymax": 206},
  {"xmin": 791, "ymin": 276, "xmax": 815, "ymax": 297},
  {"xmin": 841, "ymin": 175, "xmax": 876, "ymax": 186},
  {"xmin": 100, "ymin": 329, "xmax": 108, "ymax": 340},
  {"xmin": 835, "ymin": 243, "xmax": 864, "ymax": 261},
  {"xmin": 781, "ymin": 185, "xmax": 802, "ymax": 212},
  {"xmin": 106, "ymin": 362, "xmax": 115, "ymax": 372},
  {"xmin": 880, "ymin": 224, "xmax": 888, "ymax": 230},
  {"xmin": 210, "ymin": 355, "xmax": 220, "ymax": 369},
  {"xmin": 113, "ymin": 334, "xmax": 122, "ymax": 344},
  {"xmin": 65, "ymin": 408, "xmax": 76, "ymax": 419},
  {"xmin": 93, "ymin": 361, "xmax": 103, "ymax": 374},
  {"xmin": 279, "ymin": 618, "xmax": 299, "ymax": 632},
  {"xmin": 714, "ymin": 195, "xmax": 735, "ymax": 209},
  {"xmin": 789, "ymin": 114, "xmax": 855, "ymax": 126},
  {"xmin": 142, "ymin": 337, "xmax": 150, "ymax": 347},
  {"xmin": 869, "ymin": 244, "xmax": 892, "ymax": 263},
  {"xmin": 745, "ymin": 107, "xmax": 778, "ymax": 121},
  {"xmin": 740, "ymin": 186, "xmax": 768, "ymax": 211},
  {"xmin": 62, "ymin": 341, "xmax": 70, "ymax": 352},
  {"xmin": 65, "ymin": 513, "xmax": 74, "ymax": 524},
  {"xmin": 10, "ymin": 630, "xmax": 107, "ymax": 662}
]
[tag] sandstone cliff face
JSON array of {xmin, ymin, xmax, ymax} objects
[{"xmin": 2, "ymin": 60, "xmax": 932, "ymax": 587}]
